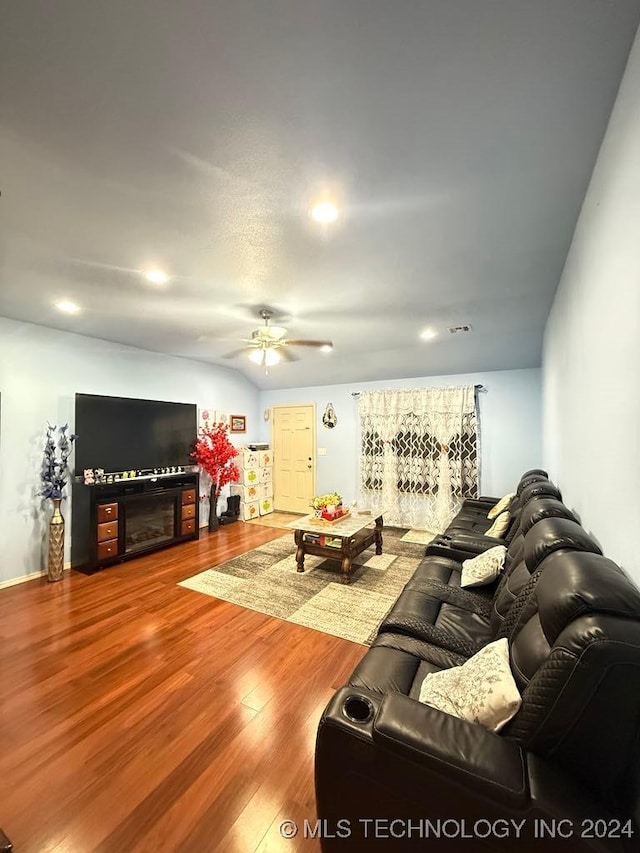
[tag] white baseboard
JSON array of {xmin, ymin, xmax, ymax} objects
[{"xmin": 0, "ymin": 562, "xmax": 71, "ymax": 590}]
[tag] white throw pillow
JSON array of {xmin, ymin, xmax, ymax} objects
[
  {"xmin": 461, "ymin": 545, "xmax": 507, "ymax": 588},
  {"xmin": 419, "ymin": 638, "xmax": 522, "ymax": 732},
  {"xmin": 487, "ymin": 492, "xmax": 515, "ymax": 520},
  {"xmin": 485, "ymin": 511, "xmax": 510, "ymax": 539}
]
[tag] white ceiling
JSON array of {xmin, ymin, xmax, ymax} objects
[{"xmin": 1, "ymin": 1, "xmax": 638, "ymax": 390}]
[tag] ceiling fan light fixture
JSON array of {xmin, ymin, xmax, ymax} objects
[
  {"xmin": 310, "ymin": 201, "xmax": 339, "ymax": 224},
  {"xmin": 144, "ymin": 268, "xmax": 169, "ymax": 285},
  {"xmin": 249, "ymin": 347, "xmax": 280, "ymax": 367},
  {"xmin": 55, "ymin": 299, "xmax": 81, "ymax": 315},
  {"xmin": 55, "ymin": 299, "xmax": 80, "ymax": 314},
  {"xmin": 420, "ymin": 327, "xmax": 438, "ymax": 341},
  {"xmin": 253, "ymin": 325, "xmax": 287, "ymax": 341}
]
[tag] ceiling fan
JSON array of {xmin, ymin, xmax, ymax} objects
[{"xmin": 224, "ymin": 309, "xmax": 333, "ymax": 374}]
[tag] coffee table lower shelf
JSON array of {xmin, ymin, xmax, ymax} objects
[{"xmin": 293, "ymin": 514, "xmax": 384, "ymax": 584}]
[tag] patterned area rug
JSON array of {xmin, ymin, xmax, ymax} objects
[
  {"xmin": 179, "ymin": 527, "xmax": 430, "ymax": 645},
  {"xmin": 400, "ymin": 528, "xmax": 437, "ymax": 544}
]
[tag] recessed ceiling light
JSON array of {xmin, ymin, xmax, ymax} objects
[
  {"xmin": 144, "ymin": 269, "xmax": 169, "ymax": 285},
  {"xmin": 55, "ymin": 300, "xmax": 81, "ymax": 315},
  {"xmin": 420, "ymin": 328, "xmax": 438, "ymax": 340},
  {"xmin": 320, "ymin": 344, "xmax": 333, "ymax": 353},
  {"xmin": 310, "ymin": 202, "xmax": 339, "ymax": 224}
]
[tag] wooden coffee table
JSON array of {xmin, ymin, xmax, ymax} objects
[{"xmin": 288, "ymin": 509, "xmax": 385, "ymax": 584}]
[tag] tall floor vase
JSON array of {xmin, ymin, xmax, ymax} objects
[
  {"xmin": 208, "ymin": 488, "xmax": 219, "ymax": 532},
  {"xmin": 47, "ymin": 498, "xmax": 65, "ymax": 582}
]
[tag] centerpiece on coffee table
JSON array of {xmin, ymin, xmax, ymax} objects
[{"xmin": 311, "ymin": 492, "xmax": 349, "ymax": 521}]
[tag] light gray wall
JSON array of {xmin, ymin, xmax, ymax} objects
[
  {"xmin": 260, "ymin": 368, "xmax": 542, "ymax": 503},
  {"xmin": 0, "ymin": 317, "xmax": 259, "ymax": 584},
  {"xmin": 543, "ymin": 30, "xmax": 640, "ymax": 580}
]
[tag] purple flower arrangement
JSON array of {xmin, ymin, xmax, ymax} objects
[{"xmin": 40, "ymin": 423, "xmax": 77, "ymax": 500}]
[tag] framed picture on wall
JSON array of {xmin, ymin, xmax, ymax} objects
[
  {"xmin": 215, "ymin": 411, "xmax": 230, "ymax": 426},
  {"xmin": 230, "ymin": 415, "xmax": 246, "ymax": 433},
  {"xmin": 199, "ymin": 407, "xmax": 216, "ymax": 429}
]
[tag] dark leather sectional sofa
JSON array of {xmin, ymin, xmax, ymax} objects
[{"xmin": 315, "ymin": 470, "xmax": 640, "ymax": 851}]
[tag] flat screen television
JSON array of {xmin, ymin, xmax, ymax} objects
[{"xmin": 74, "ymin": 394, "xmax": 197, "ymax": 473}]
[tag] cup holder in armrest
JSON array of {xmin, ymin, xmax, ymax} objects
[{"xmin": 343, "ymin": 694, "xmax": 374, "ymax": 724}]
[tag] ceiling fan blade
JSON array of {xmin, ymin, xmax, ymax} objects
[{"xmin": 284, "ymin": 339, "xmax": 333, "ymax": 348}]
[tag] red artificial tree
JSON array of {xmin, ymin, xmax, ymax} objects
[{"xmin": 192, "ymin": 422, "xmax": 240, "ymax": 531}]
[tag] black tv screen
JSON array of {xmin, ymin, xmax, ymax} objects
[{"xmin": 75, "ymin": 394, "xmax": 197, "ymax": 473}]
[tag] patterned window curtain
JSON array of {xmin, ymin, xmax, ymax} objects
[{"xmin": 359, "ymin": 385, "xmax": 478, "ymax": 531}]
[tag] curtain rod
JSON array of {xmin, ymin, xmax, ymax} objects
[{"xmin": 352, "ymin": 384, "xmax": 487, "ymax": 398}]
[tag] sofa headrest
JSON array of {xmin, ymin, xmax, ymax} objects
[
  {"xmin": 517, "ymin": 474, "xmax": 549, "ymax": 496},
  {"xmin": 519, "ymin": 480, "xmax": 562, "ymax": 504},
  {"xmin": 523, "ymin": 517, "xmax": 600, "ymax": 572},
  {"xmin": 520, "ymin": 498, "xmax": 577, "ymax": 535},
  {"xmin": 520, "ymin": 468, "xmax": 548, "ymax": 481},
  {"xmin": 536, "ymin": 551, "xmax": 640, "ymax": 645}
]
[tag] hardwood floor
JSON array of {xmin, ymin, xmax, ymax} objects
[
  {"xmin": 246, "ymin": 511, "xmax": 304, "ymax": 529},
  {"xmin": 0, "ymin": 523, "xmax": 366, "ymax": 852}
]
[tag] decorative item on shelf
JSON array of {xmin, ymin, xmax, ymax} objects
[
  {"xmin": 83, "ymin": 468, "xmax": 95, "ymax": 485},
  {"xmin": 40, "ymin": 423, "xmax": 77, "ymax": 582},
  {"xmin": 191, "ymin": 421, "xmax": 240, "ymax": 532},
  {"xmin": 322, "ymin": 403, "xmax": 337, "ymax": 429},
  {"xmin": 95, "ymin": 468, "xmax": 104, "ymax": 483},
  {"xmin": 311, "ymin": 492, "xmax": 345, "ymax": 519}
]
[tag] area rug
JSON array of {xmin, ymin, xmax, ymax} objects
[
  {"xmin": 400, "ymin": 528, "xmax": 437, "ymax": 544},
  {"xmin": 178, "ymin": 527, "xmax": 429, "ymax": 645}
]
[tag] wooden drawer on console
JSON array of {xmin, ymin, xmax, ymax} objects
[
  {"xmin": 97, "ymin": 502, "xmax": 118, "ymax": 523},
  {"xmin": 181, "ymin": 488, "xmax": 196, "ymax": 505},
  {"xmin": 181, "ymin": 519, "xmax": 196, "ymax": 536},
  {"xmin": 97, "ymin": 539, "xmax": 118, "ymax": 561},
  {"xmin": 97, "ymin": 520, "xmax": 118, "ymax": 543},
  {"xmin": 181, "ymin": 503, "xmax": 196, "ymax": 520}
]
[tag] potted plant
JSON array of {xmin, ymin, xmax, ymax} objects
[
  {"xmin": 192, "ymin": 422, "xmax": 240, "ymax": 531},
  {"xmin": 40, "ymin": 423, "xmax": 77, "ymax": 582}
]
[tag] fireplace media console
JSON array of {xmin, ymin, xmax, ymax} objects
[{"xmin": 71, "ymin": 471, "xmax": 200, "ymax": 573}]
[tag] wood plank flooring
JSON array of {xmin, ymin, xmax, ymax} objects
[{"xmin": 0, "ymin": 523, "xmax": 366, "ymax": 852}]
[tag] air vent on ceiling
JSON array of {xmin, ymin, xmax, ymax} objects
[{"xmin": 448, "ymin": 324, "xmax": 473, "ymax": 334}]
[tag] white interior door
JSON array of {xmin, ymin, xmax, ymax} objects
[{"xmin": 272, "ymin": 405, "xmax": 315, "ymax": 512}]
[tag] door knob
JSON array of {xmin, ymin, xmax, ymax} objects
[{"xmin": 307, "ymin": 464, "xmax": 312, "ymax": 469}]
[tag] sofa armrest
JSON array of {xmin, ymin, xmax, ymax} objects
[
  {"xmin": 438, "ymin": 534, "xmax": 505, "ymax": 555},
  {"xmin": 372, "ymin": 693, "xmax": 527, "ymax": 808},
  {"xmin": 462, "ymin": 496, "xmax": 500, "ymax": 509},
  {"xmin": 424, "ymin": 542, "xmax": 480, "ymax": 563}
]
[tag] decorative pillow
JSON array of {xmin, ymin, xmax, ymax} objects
[
  {"xmin": 487, "ymin": 492, "xmax": 515, "ymax": 520},
  {"xmin": 418, "ymin": 638, "xmax": 521, "ymax": 732},
  {"xmin": 461, "ymin": 545, "xmax": 507, "ymax": 588},
  {"xmin": 485, "ymin": 510, "xmax": 510, "ymax": 539}
]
